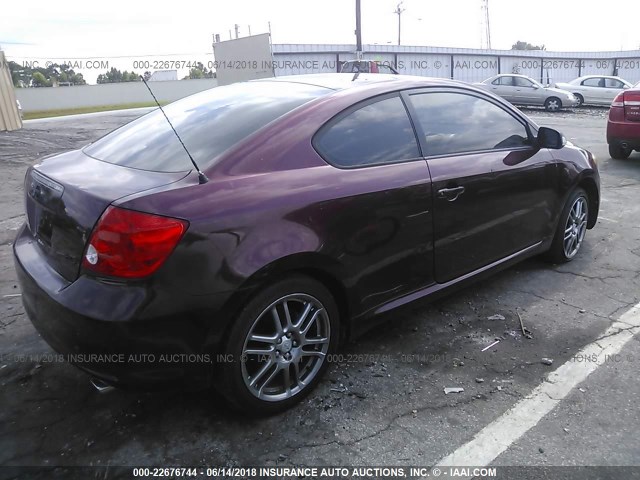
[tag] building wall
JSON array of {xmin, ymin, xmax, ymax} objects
[
  {"xmin": 213, "ymin": 33, "xmax": 274, "ymax": 85},
  {"xmin": 15, "ymin": 78, "xmax": 218, "ymax": 113},
  {"xmin": 272, "ymin": 44, "xmax": 640, "ymax": 84}
]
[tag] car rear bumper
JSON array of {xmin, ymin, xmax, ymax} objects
[
  {"xmin": 607, "ymin": 120, "xmax": 640, "ymax": 149},
  {"xmin": 13, "ymin": 224, "xmax": 233, "ymax": 390}
]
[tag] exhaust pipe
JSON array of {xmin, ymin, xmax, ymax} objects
[{"xmin": 90, "ymin": 377, "xmax": 115, "ymax": 394}]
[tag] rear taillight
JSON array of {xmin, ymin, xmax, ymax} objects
[
  {"xmin": 82, "ymin": 206, "xmax": 188, "ymax": 279},
  {"xmin": 611, "ymin": 92, "xmax": 625, "ymax": 108}
]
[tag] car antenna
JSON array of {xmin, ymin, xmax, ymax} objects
[{"xmin": 139, "ymin": 75, "xmax": 208, "ymax": 184}]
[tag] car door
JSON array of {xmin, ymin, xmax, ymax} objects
[
  {"xmin": 492, "ymin": 76, "xmax": 517, "ymax": 102},
  {"xmin": 603, "ymin": 78, "xmax": 626, "ymax": 104},
  {"xmin": 404, "ymin": 89, "xmax": 560, "ymax": 284},
  {"xmin": 513, "ymin": 76, "xmax": 540, "ymax": 105},
  {"xmin": 580, "ymin": 77, "xmax": 603, "ymax": 104},
  {"xmin": 313, "ymin": 93, "xmax": 435, "ymax": 312}
]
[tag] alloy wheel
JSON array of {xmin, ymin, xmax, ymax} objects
[
  {"xmin": 563, "ymin": 196, "xmax": 588, "ymax": 259},
  {"xmin": 241, "ymin": 293, "xmax": 331, "ymax": 402}
]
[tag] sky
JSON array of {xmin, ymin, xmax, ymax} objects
[{"xmin": 2, "ymin": 0, "xmax": 640, "ymax": 84}]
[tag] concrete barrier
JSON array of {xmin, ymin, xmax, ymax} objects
[{"xmin": 15, "ymin": 78, "xmax": 218, "ymax": 113}]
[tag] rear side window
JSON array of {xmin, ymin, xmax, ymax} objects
[
  {"xmin": 409, "ymin": 91, "xmax": 530, "ymax": 156},
  {"xmin": 582, "ymin": 78, "xmax": 602, "ymax": 87},
  {"xmin": 605, "ymin": 78, "xmax": 624, "ymax": 88},
  {"xmin": 314, "ymin": 95, "xmax": 420, "ymax": 168},
  {"xmin": 84, "ymin": 82, "xmax": 331, "ymax": 172},
  {"xmin": 514, "ymin": 77, "xmax": 534, "ymax": 87},
  {"xmin": 492, "ymin": 77, "xmax": 512, "ymax": 86}
]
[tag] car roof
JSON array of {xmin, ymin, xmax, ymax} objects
[
  {"xmin": 495, "ymin": 74, "xmax": 529, "ymax": 77},
  {"xmin": 489, "ymin": 74, "xmax": 538, "ymax": 80},
  {"xmin": 576, "ymin": 75, "xmax": 623, "ymax": 80},
  {"xmin": 252, "ymin": 73, "xmax": 462, "ymax": 92}
]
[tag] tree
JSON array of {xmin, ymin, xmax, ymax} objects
[
  {"xmin": 186, "ymin": 67, "xmax": 204, "ymax": 79},
  {"xmin": 8, "ymin": 61, "xmax": 85, "ymax": 87},
  {"xmin": 182, "ymin": 62, "xmax": 214, "ymax": 80},
  {"xmin": 511, "ymin": 41, "xmax": 546, "ymax": 51},
  {"xmin": 9, "ymin": 61, "xmax": 26, "ymax": 87},
  {"xmin": 96, "ymin": 67, "xmax": 141, "ymax": 83},
  {"xmin": 31, "ymin": 71, "xmax": 50, "ymax": 87}
]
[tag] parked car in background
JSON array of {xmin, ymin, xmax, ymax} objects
[
  {"xmin": 340, "ymin": 60, "xmax": 398, "ymax": 74},
  {"xmin": 554, "ymin": 75, "xmax": 634, "ymax": 106},
  {"xmin": 14, "ymin": 74, "xmax": 599, "ymax": 414},
  {"xmin": 607, "ymin": 83, "xmax": 640, "ymax": 159},
  {"xmin": 476, "ymin": 74, "xmax": 579, "ymax": 111}
]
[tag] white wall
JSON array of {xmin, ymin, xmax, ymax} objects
[{"xmin": 15, "ymin": 78, "xmax": 218, "ymax": 113}]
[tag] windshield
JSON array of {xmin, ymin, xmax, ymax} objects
[{"xmin": 83, "ymin": 81, "xmax": 332, "ymax": 172}]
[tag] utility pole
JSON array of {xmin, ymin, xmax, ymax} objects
[
  {"xmin": 394, "ymin": 2, "xmax": 405, "ymax": 46},
  {"xmin": 480, "ymin": 0, "xmax": 492, "ymax": 49},
  {"xmin": 355, "ymin": 0, "xmax": 363, "ymax": 59},
  {"xmin": 234, "ymin": 24, "xmax": 240, "ymax": 39}
]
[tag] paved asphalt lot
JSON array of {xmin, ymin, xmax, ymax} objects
[{"xmin": 0, "ymin": 106, "xmax": 639, "ymax": 478}]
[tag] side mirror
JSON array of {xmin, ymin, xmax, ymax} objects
[
  {"xmin": 532, "ymin": 85, "xmax": 539, "ymax": 89},
  {"xmin": 537, "ymin": 127, "xmax": 566, "ymax": 149}
]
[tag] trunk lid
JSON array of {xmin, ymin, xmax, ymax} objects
[
  {"xmin": 624, "ymin": 90, "xmax": 640, "ymax": 122},
  {"xmin": 24, "ymin": 150, "xmax": 189, "ymax": 281}
]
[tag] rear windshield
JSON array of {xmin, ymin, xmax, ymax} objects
[{"xmin": 83, "ymin": 81, "xmax": 332, "ymax": 172}]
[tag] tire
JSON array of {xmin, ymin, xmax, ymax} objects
[
  {"xmin": 216, "ymin": 275, "xmax": 339, "ymax": 415},
  {"xmin": 544, "ymin": 97, "xmax": 562, "ymax": 112},
  {"xmin": 574, "ymin": 94, "xmax": 584, "ymax": 107},
  {"xmin": 609, "ymin": 143, "xmax": 632, "ymax": 160},
  {"xmin": 545, "ymin": 188, "xmax": 589, "ymax": 264}
]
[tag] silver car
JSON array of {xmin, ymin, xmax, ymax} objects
[
  {"xmin": 476, "ymin": 74, "xmax": 579, "ymax": 112},
  {"xmin": 554, "ymin": 75, "xmax": 634, "ymax": 106}
]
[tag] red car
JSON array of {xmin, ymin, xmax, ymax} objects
[{"xmin": 607, "ymin": 83, "xmax": 640, "ymax": 159}]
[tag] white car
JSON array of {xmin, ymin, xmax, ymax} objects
[
  {"xmin": 554, "ymin": 75, "xmax": 634, "ymax": 106},
  {"xmin": 476, "ymin": 74, "xmax": 579, "ymax": 112}
]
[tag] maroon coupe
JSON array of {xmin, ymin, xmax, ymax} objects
[{"xmin": 14, "ymin": 74, "xmax": 599, "ymax": 413}]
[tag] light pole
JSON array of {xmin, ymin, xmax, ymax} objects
[
  {"xmin": 355, "ymin": 0, "xmax": 363, "ymax": 59},
  {"xmin": 394, "ymin": 2, "xmax": 405, "ymax": 46}
]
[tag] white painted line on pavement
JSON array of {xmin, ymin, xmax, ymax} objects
[{"xmin": 432, "ymin": 302, "xmax": 640, "ymax": 476}]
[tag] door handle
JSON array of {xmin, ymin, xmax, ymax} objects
[{"xmin": 437, "ymin": 186, "xmax": 465, "ymax": 201}]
